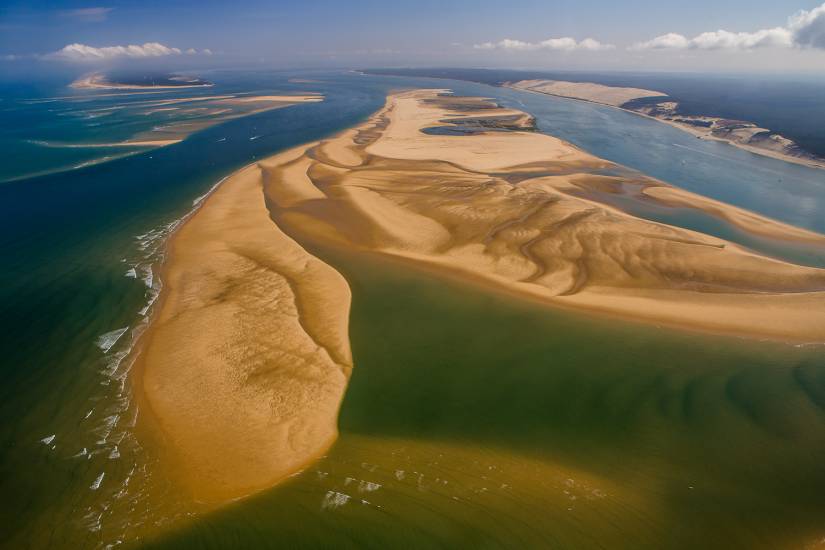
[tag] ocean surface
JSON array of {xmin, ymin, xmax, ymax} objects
[{"xmin": 1, "ymin": 69, "xmax": 824, "ymax": 548}]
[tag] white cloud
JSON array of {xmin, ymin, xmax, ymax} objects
[
  {"xmin": 789, "ymin": 2, "xmax": 825, "ymax": 48},
  {"xmin": 59, "ymin": 7, "xmax": 113, "ymax": 23},
  {"xmin": 632, "ymin": 1, "xmax": 825, "ymax": 51},
  {"xmin": 631, "ymin": 28, "xmax": 791, "ymax": 51},
  {"xmin": 474, "ymin": 37, "xmax": 615, "ymax": 52},
  {"xmin": 629, "ymin": 32, "xmax": 690, "ymax": 50},
  {"xmin": 45, "ymin": 42, "xmax": 213, "ymax": 62},
  {"xmin": 578, "ymin": 38, "xmax": 615, "ymax": 51}
]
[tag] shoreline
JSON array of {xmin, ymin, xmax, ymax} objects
[{"xmin": 504, "ymin": 84, "xmax": 825, "ymax": 171}]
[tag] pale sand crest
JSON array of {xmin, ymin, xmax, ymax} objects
[
  {"xmin": 138, "ymin": 155, "xmax": 352, "ymax": 502},
  {"xmin": 510, "ymin": 79, "xmax": 666, "ymax": 107}
]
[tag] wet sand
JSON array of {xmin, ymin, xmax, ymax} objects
[{"xmin": 140, "ymin": 88, "xmax": 825, "ymax": 506}]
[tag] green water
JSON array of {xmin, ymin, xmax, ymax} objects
[{"xmin": 147, "ymin": 247, "xmax": 825, "ymax": 549}]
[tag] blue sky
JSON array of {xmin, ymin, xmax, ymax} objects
[{"xmin": 2, "ymin": 0, "xmax": 825, "ymax": 73}]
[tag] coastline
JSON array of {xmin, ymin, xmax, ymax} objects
[{"xmin": 504, "ymin": 84, "xmax": 825, "ymax": 171}]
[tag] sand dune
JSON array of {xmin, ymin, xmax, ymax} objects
[
  {"xmin": 265, "ymin": 90, "xmax": 825, "ymax": 342},
  {"xmin": 510, "ymin": 79, "xmax": 666, "ymax": 107}
]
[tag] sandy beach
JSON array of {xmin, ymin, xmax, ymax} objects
[{"xmin": 139, "ymin": 88, "xmax": 825, "ymax": 506}]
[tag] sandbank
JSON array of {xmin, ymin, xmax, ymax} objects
[{"xmin": 137, "ymin": 154, "xmax": 352, "ymax": 503}]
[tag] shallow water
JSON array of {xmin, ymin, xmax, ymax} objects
[
  {"xmin": 146, "ymin": 247, "xmax": 825, "ymax": 549},
  {"xmin": 1, "ymin": 70, "xmax": 825, "ymax": 548}
]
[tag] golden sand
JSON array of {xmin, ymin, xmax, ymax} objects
[
  {"xmin": 138, "ymin": 156, "xmax": 352, "ymax": 503},
  {"xmin": 140, "ymin": 88, "xmax": 825, "ymax": 505}
]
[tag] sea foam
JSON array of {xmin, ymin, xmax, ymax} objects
[{"xmin": 96, "ymin": 328, "xmax": 129, "ymax": 353}]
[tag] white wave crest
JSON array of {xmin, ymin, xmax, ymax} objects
[
  {"xmin": 90, "ymin": 472, "xmax": 105, "ymax": 490},
  {"xmin": 321, "ymin": 490, "xmax": 351, "ymax": 510},
  {"xmin": 96, "ymin": 327, "xmax": 129, "ymax": 353}
]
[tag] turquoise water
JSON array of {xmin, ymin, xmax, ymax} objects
[{"xmin": 0, "ymin": 70, "xmax": 824, "ymax": 548}]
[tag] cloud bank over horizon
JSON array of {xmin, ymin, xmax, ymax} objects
[
  {"xmin": 470, "ymin": 2, "xmax": 825, "ymax": 57},
  {"xmin": 631, "ymin": 2, "xmax": 825, "ymax": 51},
  {"xmin": 474, "ymin": 37, "xmax": 615, "ymax": 52},
  {"xmin": 2, "ymin": 1, "xmax": 824, "ymax": 73},
  {"xmin": 46, "ymin": 42, "xmax": 212, "ymax": 62}
]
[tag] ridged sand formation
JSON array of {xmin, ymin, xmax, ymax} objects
[
  {"xmin": 268, "ymin": 89, "xmax": 825, "ymax": 342},
  {"xmin": 140, "ymin": 89, "xmax": 825, "ymax": 504}
]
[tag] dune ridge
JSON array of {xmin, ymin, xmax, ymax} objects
[{"xmin": 266, "ymin": 89, "xmax": 825, "ymax": 342}]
